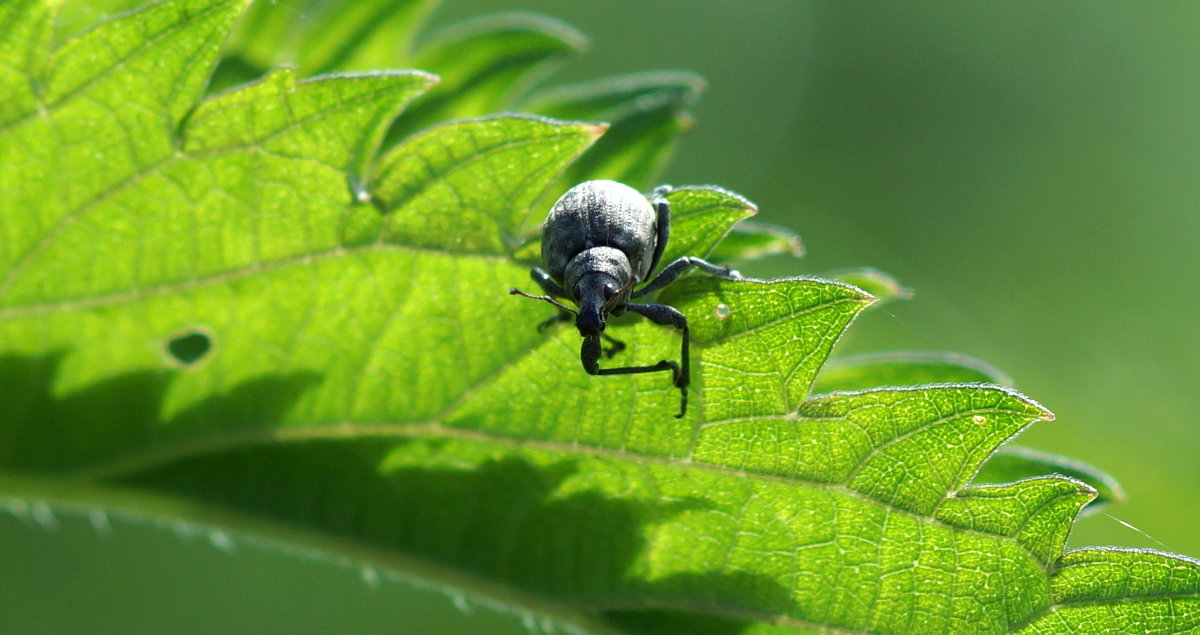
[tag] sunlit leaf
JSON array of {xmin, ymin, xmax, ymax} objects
[{"xmin": 1, "ymin": 1, "xmax": 1197, "ymax": 633}]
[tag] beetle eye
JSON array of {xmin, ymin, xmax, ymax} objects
[{"xmin": 602, "ymin": 282, "xmax": 617, "ymax": 301}]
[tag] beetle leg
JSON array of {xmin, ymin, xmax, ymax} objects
[
  {"xmin": 645, "ymin": 186, "xmax": 672, "ymax": 278},
  {"xmin": 531, "ymin": 267, "xmax": 569, "ymax": 299},
  {"xmin": 632, "ymin": 256, "xmax": 741, "ymax": 298},
  {"xmin": 625, "ymin": 302, "xmax": 690, "ymax": 418},
  {"xmin": 581, "ymin": 334, "xmax": 683, "ymax": 416}
]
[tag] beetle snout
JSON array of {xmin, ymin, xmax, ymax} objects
[
  {"xmin": 576, "ymin": 305, "xmax": 605, "ymax": 336},
  {"xmin": 573, "ymin": 271, "xmax": 621, "ymax": 337}
]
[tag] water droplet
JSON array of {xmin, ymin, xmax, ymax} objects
[
  {"xmin": 349, "ymin": 178, "xmax": 371, "ymax": 204},
  {"xmin": 361, "ymin": 567, "xmax": 380, "ymax": 587},
  {"xmin": 972, "ymin": 414, "xmax": 986, "ymax": 424},
  {"xmin": 714, "ymin": 303, "xmax": 731, "ymax": 320}
]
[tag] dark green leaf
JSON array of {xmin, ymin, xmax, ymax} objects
[
  {"xmin": 221, "ymin": 0, "xmax": 437, "ymax": 79},
  {"xmin": 387, "ymin": 13, "xmax": 586, "ymax": 142},
  {"xmin": 524, "ymin": 71, "xmax": 705, "ymax": 192},
  {"xmin": 706, "ymin": 220, "xmax": 805, "ymax": 264},
  {"xmin": 815, "ymin": 350, "xmax": 1013, "ymax": 393},
  {"xmin": 819, "ymin": 267, "xmax": 911, "ymax": 305}
]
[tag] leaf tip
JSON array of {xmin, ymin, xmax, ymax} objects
[
  {"xmin": 979, "ymin": 384, "xmax": 1055, "ymax": 422},
  {"xmin": 1013, "ymin": 388, "xmax": 1056, "ymax": 422}
]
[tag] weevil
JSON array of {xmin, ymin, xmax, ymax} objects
[{"xmin": 510, "ymin": 180, "xmax": 740, "ymax": 418}]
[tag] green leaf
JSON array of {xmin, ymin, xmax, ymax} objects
[
  {"xmin": 3, "ymin": 1, "xmax": 1199, "ymax": 633},
  {"xmin": 292, "ymin": 0, "xmax": 438, "ymax": 73},
  {"xmin": 522, "ymin": 70, "xmax": 705, "ymax": 122},
  {"xmin": 656, "ymin": 186, "xmax": 758, "ymax": 266},
  {"xmin": 387, "ymin": 13, "xmax": 587, "ymax": 143},
  {"xmin": 221, "ymin": 0, "xmax": 438, "ymax": 81},
  {"xmin": 0, "ymin": 0, "xmax": 53, "ymax": 126},
  {"xmin": 815, "ymin": 354, "xmax": 1124, "ymax": 512},
  {"xmin": 370, "ymin": 115, "xmax": 604, "ymax": 254},
  {"xmin": 706, "ymin": 220, "xmax": 805, "ymax": 265},
  {"xmin": 1020, "ymin": 549, "xmax": 1200, "ymax": 632},
  {"xmin": 524, "ymin": 71, "xmax": 705, "ymax": 192}
]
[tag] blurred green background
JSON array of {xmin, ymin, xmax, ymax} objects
[{"xmin": 4, "ymin": 1, "xmax": 1198, "ymax": 632}]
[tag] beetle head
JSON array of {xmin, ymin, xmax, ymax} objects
[
  {"xmin": 573, "ymin": 272, "xmax": 621, "ymax": 336},
  {"xmin": 565, "ymin": 246, "xmax": 633, "ymax": 337}
]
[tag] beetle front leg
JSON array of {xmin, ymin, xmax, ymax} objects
[
  {"xmin": 624, "ymin": 303, "xmax": 691, "ymax": 418},
  {"xmin": 531, "ymin": 267, "xmax": 569, "ymax": 299},
  {"xmin": 580, "ymin": 335, "xmax": 682, "ymax": 412},
  {"xmin": 632, "ymin": 256, "xmax": 741, "ymax": 298},
  {"xmin": 542, "ymin": 314, "xmax": 622, "ymax": 357}
]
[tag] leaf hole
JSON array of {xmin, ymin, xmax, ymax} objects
[{"xmin": 165, "ymin": 328, "xmax": 214, "ymax": 367}]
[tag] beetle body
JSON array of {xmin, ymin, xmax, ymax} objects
[
  {"xmin": 542, "ymin": 180, "xmax": 658, "ymax": 292},
  {"xmin": 510, "ymin": 180, "xmax": 739, "ymax": 418},
  {"xmin": 541, "ymin": 181, "xmax": 660, "ymax": 335}
]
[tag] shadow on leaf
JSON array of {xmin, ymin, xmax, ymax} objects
[
  {"xmin": 119, "ymin": 437, "xmax": 789, "ymax": 615},
  {"xmin": 0, "ymin": 352, "xmax": 320, "ymax": 472}
]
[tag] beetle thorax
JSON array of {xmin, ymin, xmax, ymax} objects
[{"xmin": 564, "ymin": 246, "xmax": 633, "ymax": 299}]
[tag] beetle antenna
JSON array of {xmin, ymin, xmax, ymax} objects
[{"xmin": 509, "ymin": 287, "xmax": 578, "ymax": 315}]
